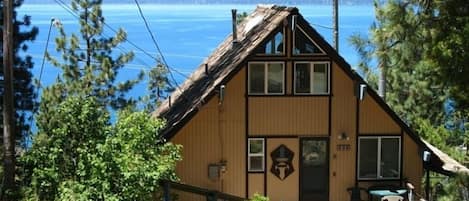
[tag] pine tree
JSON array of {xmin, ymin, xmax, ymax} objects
[
  {"xmin": 40, "ymin": 0, "xmax": 143, "ymax": 115},
  {"xmin": 0, "ymin": 0, "xmax": 39, "ymax": 148},
  {"xmin": 141, "ymin": 62, "xmax": 173, "ymax": 112},
  {"xmin": 350, "ymin": 1, "xmax": 469, "ymax": 198},
  {"xmin": 349, "ymin": 0, "xmax": 448, "ymax": 127}
]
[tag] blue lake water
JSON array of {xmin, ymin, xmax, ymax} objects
[{"xmin": 18, "ymin": 4, "xmax": 375, "ymax": 99}]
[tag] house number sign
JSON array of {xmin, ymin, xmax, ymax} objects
[{"xmin": 270, "ymin": 144, "xmax": 294, "ymax": 180}]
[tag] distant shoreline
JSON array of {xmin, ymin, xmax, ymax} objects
[{"xmin": 23, "ymin": 1, "xmax": 372, "ymax": 6}]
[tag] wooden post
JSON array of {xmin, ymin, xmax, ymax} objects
[
  {"xmin": 163, "ymin": 181, "xmax": 171, "ymax": 201},
  {"xmin": 425, "ymin": 168, "xmax": 430, "ymax": 201},
  {"xmin": 332, "ymin": 0, "xmax": 339, "ymax": 51},
  {"xmin": 2, "ymin": 0, "xmax": 16, "ymax": 199}
]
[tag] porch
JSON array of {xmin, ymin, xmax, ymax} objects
[{"xmin": 161, "ymin": 180, "xmax": 423, "ymax": 201}]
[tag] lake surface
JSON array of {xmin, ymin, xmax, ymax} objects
[{"xmin": 18, "ymin": 4, "xmax": 375, "ymax": 98}]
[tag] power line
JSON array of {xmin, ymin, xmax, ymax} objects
[
  {"xmin": 50, "ymin": 0, "xmax": 193, "ymax": 104},
  {"xmin": 51, "ymin": 0, "xmax": 160, "ymax": 75},
  {"xmin": 133, "ymin": 0, "xmax": 189, "ymax": 87},
  {"xmin": 54, "ymin": 0, "xmax": 190, "ymax": 82},
  {"xmin": 27, "ymin": 18, "xmax": 56, "ymax": 142},
  {"xmin": 37, "ymin": 18, "xmax": 55, "ymax": 89}
]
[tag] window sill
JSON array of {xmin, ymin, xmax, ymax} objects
[
  {"xmin": 357, "ymin": 178, "xmax": 401, "ymax": 182},
  {"xmin": 247, "ymin": 170, "xmax": 265, "ymax": 174}
]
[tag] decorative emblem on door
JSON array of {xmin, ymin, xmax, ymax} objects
[{"xmin": 270, "ymin": 144, "xmax": 294, "ymax": 180}]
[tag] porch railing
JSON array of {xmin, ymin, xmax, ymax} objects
[
  {"xmin": 161, "ymin": 180, "xmax": 247, "ymax": 201},
  {"xmin": 407, "ymin": 182, "xmax": 426, "ymax": 201}
]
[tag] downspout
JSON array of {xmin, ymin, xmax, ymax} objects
[{"xmin": 218, "ymin": 85, "xmax": 227, "ymax": 193}]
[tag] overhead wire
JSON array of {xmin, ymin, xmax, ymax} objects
[
  {"xmin": 133, "ymin": 0, "xmax": 188, "ymax": 89},
  {"xmin": 52, "ymin": 0, "xmax": 182, "ymax": 82},
  {"xmin": 54, "ymin": 0, "xmax": 190, "ymax": 82},
  {"xmin": 37, "ymin": 18, "xmax": 55, "ymax": 89},
  {"xmin": 50, "ymin": 0, "xmax": 193, "ymax": 106}
]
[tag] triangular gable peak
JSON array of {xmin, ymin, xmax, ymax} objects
[
  {"xmin": 153, "ymin": 5, "xmax": 408, "ymax": 140},
  {"xmin": 154, "ymin": 5, "xmax": 297, "ymax": 138},
  {"xmin": 153, "ymin": 6, "xmax": 463, "ymax": 176}
]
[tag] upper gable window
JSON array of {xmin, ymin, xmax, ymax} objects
[
  {"xmin": 248, "ymin": 62, "xmax": 284, "ymax": 95},
  {"xmin": 294, "ymin": 61, "xmax": 329, "ymax": 94},
  {"xmin": 255, "ymin": 29, "xmax": 284, "ymax": 55},
  {"xmin": 293, "ymin": 26, "xmax": 325, "ymax": 55}
]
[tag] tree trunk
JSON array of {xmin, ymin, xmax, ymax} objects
[{"xmin": 2, "ymin": 0, "xmax": 17, "ymax": 199}]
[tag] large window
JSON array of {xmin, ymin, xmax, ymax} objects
[
  {"xmin": 358, "ymin": 136, "xmax": 401, "ymax": 180},
  {"xmin": 294, "ymin": 62, "xmax": 329, "ymax": 94},
  {"xmin": 248, "ymin": 138, "xmax": 265, "ymax": 172},
  {"xmin": 248, "ymin": 62, "xmax": 284, "ymax": 95}
]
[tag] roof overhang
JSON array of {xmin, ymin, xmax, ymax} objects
[{"xmin": 423, "ymin": 140, "xmax": 469, "ymax": 176}]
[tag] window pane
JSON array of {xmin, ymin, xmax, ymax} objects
[
  {"xmin": 294, "ymin": 28, "xmax": 323, "ymax": 54},
  {"xmin": 249, "ymin": 156, "xmax": 263, "ymax": 171},
  {"xmin": 295, "ymin": 63, "xmax": 311, "ymax": 94},
  {"xmin": 359, "ymin": 138, "xmax": 378, "ymax": 179},
  {"xmin": 249, "ymin": 64, "xmax": 265, "ymax": 94},
  {"xmin": 267, "ymin": 63, "xmax": 283, "ymax": 93},
  {"xmin": 249, "ymin": 139, "xmax": 263, "ymax": 154},
  {"xmin": 273, "ymin": 32, "xmax": 284, "ymax": 54},
  {"xmin": 255, "ymin": 31, "xmax": 284, "ymax": 55},
  {"xmin": 381, "ymin": 138, "xmax": 400, "ymax": 178},
  {"xmin": 313, "ymin": 63, "xmax": 328, "ymax": 93},
  {"xmin": 265, "ymin": 40, "xmax": 273, "ymax": 54}
]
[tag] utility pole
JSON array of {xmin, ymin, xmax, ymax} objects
[
  {"xmin": 3, "ymin": 0, "xmax": 16, "ymax": 199},
  {"xmin": 333, "ymin": 0, "xmax": 339, "ymax": 51}
]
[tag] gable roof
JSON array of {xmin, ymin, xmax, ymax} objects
[
  {"xmin": 153, "ymin": 5, "xmax": 468, "ymax": 176},
  {"xmin": 153, "ymin": 5, "xmax": 296, "ymax": 138}
]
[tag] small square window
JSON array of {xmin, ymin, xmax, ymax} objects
[
  {"xmin": 294, "ymin": 62, "xmax": 329, "ymax": 94},
  {"xmin": 248, "ymin": 138, "xmax": 264, "ymax": 172}
]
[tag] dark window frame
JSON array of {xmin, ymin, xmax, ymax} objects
[
  {"xmin": 248, "ymin": 61, "xmax": 285, "ymax": 95},
  {"xmin": 293, "ymin": 25, "xmax": 326, "ymax": 56},
  {"xmin": 254, "ymin": 27, "xmax": 286, "ymax": 56},
  {"xmin": 293, "ymin": 61, "xmax": 330, "ymax": 95},
  {"xmin": 248, "ymin": 138, "xmax": 265, "ymax": 172},
  {"xmin": 357, "ymin": 136, "xmax": 402, "ymax": 181}
]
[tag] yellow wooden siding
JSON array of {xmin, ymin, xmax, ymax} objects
[
  {"xmin": 329, "ymin": 62, "xmax": 357, "ymax": 201},
  {"xmin": 266, "ymin": 138, "xmax": 299, "ymax": 201},
  {"xmin": 171, "ymin": 68, "xmax": 246, "ymax": 198},
  {"xmin": 248, "ymin": 174, "xmax": 265, "ymax": 198},
  {"xmin": 249, "ymin": 97, "xmax": 329, "ymax": 135},
  {"xmin": 403, "ymin": 132, "xmax": 423, "ymax": 194},
  {"xmin": 359, "ymin": 92, "xmax": 400, "ymax": 134}
]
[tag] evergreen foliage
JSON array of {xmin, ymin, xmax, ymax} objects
[
  {"xmin": 0, "ymin": 0, "xmax": 39, "ymax": 148},
  {"xmin": 350, "ymin": 0, "xmax": 469, "ymax": 199},
  {"xmin": 21, "ymin": 96, "xmax": 181, "ymax": 200},
  {"xmin": 19, "ymin": 1, "xmax": 181, "ymax": 200},
  {"xmin": 141, "ymin": 63, "xmax": 173, "ymax": 113},
  {"xmin": 42, "ymin": 0, "xmax": 143, "ymax": 112}
]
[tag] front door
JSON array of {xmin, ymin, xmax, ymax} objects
[{"xmin": 300, "ymin": 138, "xmax": 329, "ymax": 201}]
